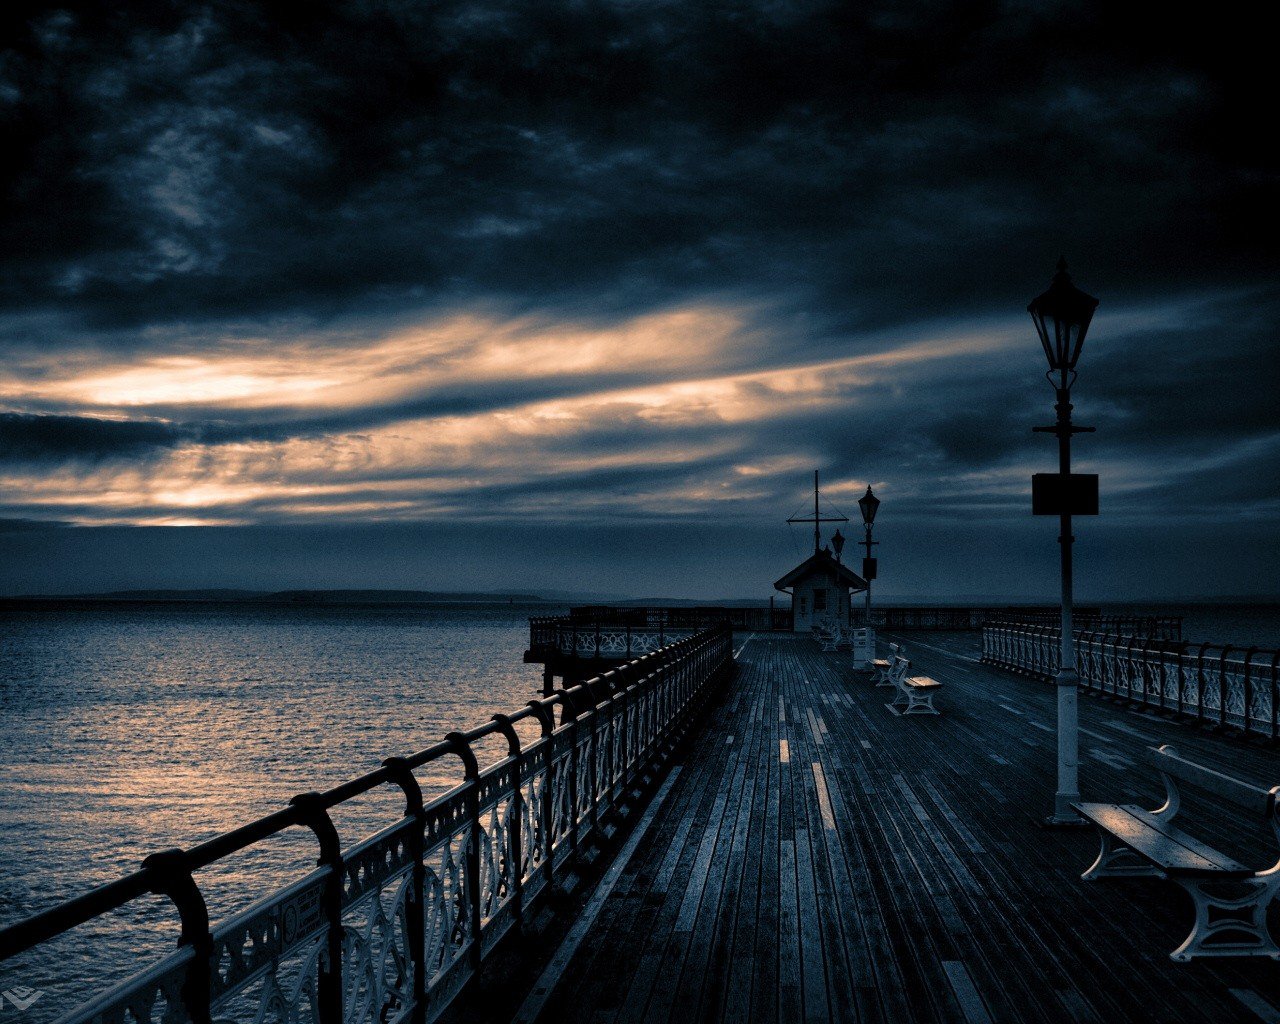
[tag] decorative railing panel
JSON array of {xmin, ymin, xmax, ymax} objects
[
  {"xmin": 529, "ymin": 606, "xmax": 1180, "ymax": 648},
  {"xmin": 981, "ymin": 621, "xmax": 1280, "ymax": 739},
  {"xmin": 0, "ymin": 626, "xmax": 733, "ymax": 1024}
]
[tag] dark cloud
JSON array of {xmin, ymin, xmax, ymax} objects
[
  {"xmin": 2, "ymin": 1, "xmax": 1277, "ymax": 337},
  {"xmin": 0, "ymin": 411, "xmax": 182, "ymax": 462}
]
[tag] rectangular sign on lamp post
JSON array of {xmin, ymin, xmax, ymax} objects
[{"xmin": 1031, "ymin": 473, "xmax": 1099, "ymax": 516}]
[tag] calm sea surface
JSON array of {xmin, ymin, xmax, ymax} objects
[
  {"xmin": 2, "ymin": 599, "xmax": 1278, "ymax": 1019},
  {"xmin": 0, "ymin": 601, "xmax": 556, "ymax": 1019}
]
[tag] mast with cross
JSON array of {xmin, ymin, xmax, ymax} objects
[{"xmin": 786, "ymin": 470, "xmax": 848, "ymax": 554}]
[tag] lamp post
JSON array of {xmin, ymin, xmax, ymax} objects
[
  {"xmin": 858, "ymin": 486, "xmax": 879, "ymax": 627},
  {"xmin": 1028, "ymin": 257, "xmax": 1099, "ymax": 826}
]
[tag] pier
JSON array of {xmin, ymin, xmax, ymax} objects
[
  {"xmin": 5, "ymin": 627, "xmax": 1280, "ymax": 1022},
  {"xmin": 469, "ymin": 631, "xmax": 1280, "ymax": 1024}
]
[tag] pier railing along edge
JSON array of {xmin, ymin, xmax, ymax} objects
[
  {"xmin": 0, "ymin": 624, "xmax": 735, "ymax": 1024},
  {"xmin": 982, "ymin": 620, "xmax": 1280, "ymax": 740}
]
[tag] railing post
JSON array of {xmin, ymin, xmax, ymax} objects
[
  {"xmin": 382, "ymin": 755, "xmax": 426, "ymax": 1009},
  {"xmin": 1243, "ymin": 648, "xmax": 1259, "ymax": 738},
  {"xmin": 1173, "ymin": 641, "xmax": 1188, "ymax": 718},
  {"xmin": 558, "ymin": 690, "xmax": 582, "ymax": 862},
  {"xmin": 1195, "ymin": 642, "xmax": 1209, "ymax": 724},
  {"xmin": 1270, "ymin": 652, "xmax": 1280, "ymax": 743},
  {"xmin": 444, "ymin": 732, "xmax": 483, "ymax": 969},
  {"xmin": 526, "ymin": 699, "xmax": 557, "ymax": 892},
  {"xmin": 490, "ymin": 714, "xmax": 525, "ymax": 935},
  {"xmin": 141, "ymin": 848, "xmax": 213, "ymax": 1024},
  {"xmin": 289, "ymin": 793, "xmax": 344, "ymax": 1024},
  {"xmin": 1218, "ymin": 647, "xmax": 1233, "ymax": 732}
]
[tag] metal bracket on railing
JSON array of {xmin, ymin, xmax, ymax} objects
[
  {"xmin": 443, "ymin": 731, "xmax": 481, "ymax": 781},
  {"xmin": 555, "ymin": 687, "xmax": 582, "ymax": 725},
  {"xmin": 526, "ymin": 699, "xmax": 555, "ymax": 736},
  {"xmin": 287, "ymin": 793, "xmax": 343, "ymax": 1024},
  {"xmin": 382, "ymin": 756, "xmax": 424, "ymax": 818},
  {"xmin": 491, "ymin": 713, "xmax": 521, "ymax": 759},
  {"xmin": 141, "ymin": 848, "xmax": 214, "ymax": 1024}
]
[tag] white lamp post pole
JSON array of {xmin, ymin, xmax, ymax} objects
[
  {"xmin": 1028, "ymin": 257, "xmax": 1099, "ymax": 827},
  {"xmin": 1051, "ymin": 374, "xmax": 1080, "ymax": 823}
]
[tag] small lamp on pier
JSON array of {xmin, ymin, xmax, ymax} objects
[
  {"xmin": 1028, "ymin": 257, "xmax": 1099, "ymax": 828},
  {"xmin": 858, "ymin": 486, "xmax": 879, "ymax": 626}
]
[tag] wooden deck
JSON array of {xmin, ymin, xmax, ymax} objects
[{"xmin": 475, "ymin": 632, "xmax": 1280, "ymax": 1023}]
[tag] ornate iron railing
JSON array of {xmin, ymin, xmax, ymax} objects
[
  {"xmin": 527, "ymin": 616, "xmax": 700, "ymax": 661},
  {"xmin": 982, "ymin": 621, "xmax": 1280, "ymax": 739},
  {"xmin": 0, "ymin": 625, "xmax": 734, "ymax": 1023}
]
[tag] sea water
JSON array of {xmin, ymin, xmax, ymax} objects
[{"xmin": 0, "ymin": 600, "xmax": 553, "ymax": 1019}]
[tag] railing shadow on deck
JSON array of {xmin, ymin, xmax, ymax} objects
[{"xmin": 0, "ymin": 626, "xmax": 735, "ymax": 1024}]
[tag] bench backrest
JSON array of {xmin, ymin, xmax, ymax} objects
[
  {"xmin": 889, "ymin": 655, "xmax": 911, "ymax": 685},
  {"xmin": 1150, "ymin": 745, "xmax": 1277, "ymax": 819}
]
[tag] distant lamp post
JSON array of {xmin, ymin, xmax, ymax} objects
[
  {"xmin": 858, "ymin": 486, "xmax": 880, "ymax": 626},
  {"xmin": 831, "ymin": 529, "xmax": 845, "ymax": 562},
  {"xmin": 1029, "ymin": 257, "xmax": 1099, "ymax": 827}
]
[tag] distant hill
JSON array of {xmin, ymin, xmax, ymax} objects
[{"xmin": 7, "ymin": 588, "xmax": 553, "ymax": 605}]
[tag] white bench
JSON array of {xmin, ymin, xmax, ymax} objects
[
  {"xmin": 1075, "ymin": 744, "xmax": 1280, "ymax": 962},
  {"xmin": 872, "ymin": 643, "xmax": 900, "ymax": 686},
  {"xmin": 890, "ymin": 657, "xmax": 941, "ymax": 715},
  {"xmin": 819, "ymin": 626, "xmax": 841, "ymax": 652}
]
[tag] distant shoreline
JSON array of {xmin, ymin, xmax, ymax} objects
[
  {"xmin": 0, "ymin": 589, "xmax": 554, "ymax": 607},
  {"xmin": 2, "ymin": 590, "xmax": 1277, "ymax": 609}
]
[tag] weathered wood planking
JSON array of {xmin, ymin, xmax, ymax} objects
[{"xmin": 526, "ymin": 633, "xmax": 1280, "ymax": 1023}]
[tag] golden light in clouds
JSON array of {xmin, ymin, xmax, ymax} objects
[
  {"xmin": 0, "ymin": 301, "xmax": 1027, "ymax": 525},
  {"xmin": 0, "ymin": 305, "xmax": 751, "ymax": 413}
]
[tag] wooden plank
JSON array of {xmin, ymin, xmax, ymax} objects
[{"xmin": 1073, "ymin": 803, "xmax": 1248, "ymax": 874}]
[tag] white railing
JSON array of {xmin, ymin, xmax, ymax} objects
[{"xmin": 982, "ymin": 621, "xmax": 1280, "ymax": 738}]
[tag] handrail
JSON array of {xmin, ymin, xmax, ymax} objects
[
  {"xmin": 530, "ymin": 606, "xmax": 1181, "ymax": 639},
  {"xmin": 0, "ymin": 624, "xmax": 734, "ymax": 1023},
  {"xmin": 981, "ymin": 620, "xmax": 1277, "ymax": 739}
]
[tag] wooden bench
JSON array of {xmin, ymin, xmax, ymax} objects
[
  {"xmin": 1075, "ymin": 744, "xmax": 1280, "ymax": 962},
  {"xmin": 813, "ymin": 621, "xmax": 839, "ymax": 651},
  {"xmin": 885, "ymin": 655, "xmax": 947, "ymax": 711},
  {"xmin": 871, "ymin": 643, "xmax": 900, "ymax": 686}
]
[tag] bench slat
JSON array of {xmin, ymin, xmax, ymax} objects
[
  {"xmin": 907, "ymin": 676, "xmax": 941, "ymax": 690},
  {"xmin": 1074, "ymin": 803, "xmax": 1250, "ymax": 876}
]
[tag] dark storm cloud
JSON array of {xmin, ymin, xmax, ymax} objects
[
  {"xmin": 2, "ymin": 1, "xmax": 1278, "ymax": 596},
  {"xmin": 2, "ymin": 0, "xmax": 1276, "ymax": 339},
  {"xmin": 0, "ymin": 410, "xmax": 182, "ymax": 462}
]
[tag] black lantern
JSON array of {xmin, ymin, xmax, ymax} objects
[
  {"xmin": 831, "ymin": 529, "xmax": 845, "ymax": 559},
  {"xmin": 1027, "ymin": 257, "xmax": 1099, "ymax": 372},
  {"xmin": 858, "ymin": 486, "xmax": 880, "ymax": 527}
]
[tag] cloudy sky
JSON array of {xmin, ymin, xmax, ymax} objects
[{"xmin": 1, "ymin": 1, "xmax": 1276, "ymax": 599}]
